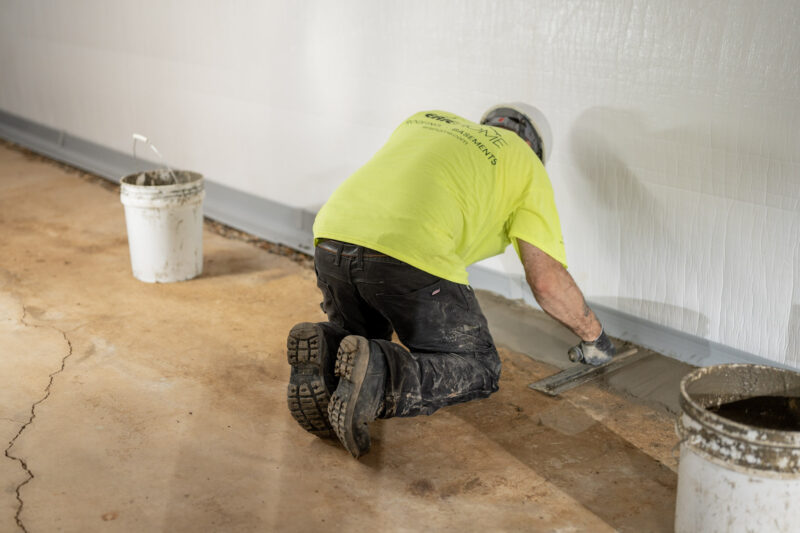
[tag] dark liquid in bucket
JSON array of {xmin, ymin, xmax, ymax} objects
[{"xmin": 708, "ymin": 396, "xmax": 800, "ymax": 431}]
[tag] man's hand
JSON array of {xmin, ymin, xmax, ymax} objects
[{"xmin": 568, "ymin": 329, "xmax": 616, "ymax": 366}]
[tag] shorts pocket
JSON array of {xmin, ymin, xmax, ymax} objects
[
  {"xmin": 375, "ymin": 280, "xmax": 489, "ymax": 353},
  {"xmin": 378, "ymin": 279, "xmax": 469, "ymax": 311}
]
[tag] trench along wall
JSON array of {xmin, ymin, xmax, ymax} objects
[{"xmin": 0, "ymin": 0, "xmax": 798, "ymax": 366}]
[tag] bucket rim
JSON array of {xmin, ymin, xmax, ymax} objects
[
  {"xmin": 680, "ymin": 363, "xmax": 800, "ymax": 444},
  {"xmin": 120, "ymin": 170, "xmax": 204, "ymax": 191}
]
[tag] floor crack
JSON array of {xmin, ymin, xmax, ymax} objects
[{"xmin": 3, "ymin": 306, "xmax": 74, "ymax": 533}]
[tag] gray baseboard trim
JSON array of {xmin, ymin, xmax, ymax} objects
[
  {"xmin": 203, "ymin": 181, "xmax": 315, "ymax": 254},
  {"xmin": 1, "ymin": 108, "xmax": 793, "ymax": 371},
  {"xmin": 0, "ymin": 109, "xmax": 315, "ymax": 254}
]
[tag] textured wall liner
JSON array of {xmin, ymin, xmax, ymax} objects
[{"xmin": 0, "ymin": 109, "xmax": 790, "ymax": 372}]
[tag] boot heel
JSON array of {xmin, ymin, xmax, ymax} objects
[
  {"xmin": 328, "ymin": 335, "xmax": 384, "ymax": 458},
  {"xmin": 334, "ymin": 336, "xmax": 358, "ymax": 379},
  {"xmin": 287, "ymin": 323, "xmax": 334, "ymax": 438}
]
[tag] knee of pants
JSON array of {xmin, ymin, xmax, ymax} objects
[{"xmin": 479, "ymin": 348, "xmax": 502, "ymax": 385}]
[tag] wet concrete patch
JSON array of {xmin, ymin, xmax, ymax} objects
[
  {"xmin": 477, "ymin": 290, "xmax": 696, "ymax": 415},
  {"xmin": 452, "ymin": 394, "xmax": 677, "ymax": 532},
  {"xmin": 601, "ymin": 353, "xmax": 695, "ymax": 414},
  {"xmin": 536, "ymin": 401, "xmax": 598, "ymax": 435}
]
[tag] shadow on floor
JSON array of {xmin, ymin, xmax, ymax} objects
[
  {"xmin": 201, "ymin": 247, "xmax": 287, "ymax": 280},
  {"xmin": 450, "ymin": 395, "xmax": 676, "ymax": 532}
]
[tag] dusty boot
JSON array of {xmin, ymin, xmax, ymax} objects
[
  {"xmin": 287, "ymin": 322, "xmax": 347, "ymax": 438},
  {"xmin": 328, "ymin": 335, "xmax": 386, "ymax": 458}
]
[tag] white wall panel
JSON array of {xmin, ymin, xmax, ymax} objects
[{"xmin": 1, "ymin": 0, "xmax": 798, "ymax": 365}]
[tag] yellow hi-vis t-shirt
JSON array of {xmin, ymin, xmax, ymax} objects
[{"xmin": 313, "ymin": 110, "xmax": 567, "ymax": 285}]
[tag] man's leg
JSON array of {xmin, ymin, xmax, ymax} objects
[
  {"xmin": 363, "ymin": 271, "xmax": 501, "ymax": 418},
  {"xmin": 314, "ymin": 241, "xmax": 395, "ymax": 341},
  {"xmin": 327, "ymin": 335, "xmax": 387, "ymax": 457},
  {"xmin": 286, "ymin": 321, "xmax": 349, "ymax": 438},
  {"xmin": 327, "ymin": 255, "xmax": 501, "ymax": 456},
  {"xmin": 286, "ymin": 242, "xmax": 392, "ymax": 438}
]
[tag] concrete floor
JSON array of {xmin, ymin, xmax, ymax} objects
[{"xmin": 1, "ymin": 142, "xmax": 683, "ymax": 532}]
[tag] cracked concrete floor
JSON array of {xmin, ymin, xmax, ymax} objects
[{"xmin": 0, "ymin": 143, "xmax": 680, "ymax": 532}]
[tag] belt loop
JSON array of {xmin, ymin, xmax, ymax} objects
[
  {"xmin": 334, "ymin": 245, "xmax": 343, "ymax": 266},
  {"xmin": 355, "ymin": 246, "xmax": 364, "ymax": 271}
]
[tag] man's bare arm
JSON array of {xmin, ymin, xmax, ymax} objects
[{"xmin": 518, "ymin": 238, "xmax": 602, "ymax": 341}]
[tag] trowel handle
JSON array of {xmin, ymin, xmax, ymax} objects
[{"xmin": 568, "ymin": 345, "xmax": 584, "ymax": 363}]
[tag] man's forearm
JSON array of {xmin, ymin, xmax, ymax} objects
[
  {"xmin": 530, "ymin": 270, "xmax": 602, "ymax": 341},
  {"xmin": 518, "ymin": 239, "xmax": 602, "ymax": 341}
]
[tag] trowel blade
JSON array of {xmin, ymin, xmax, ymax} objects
[{"xmin": 528, "ymin": 347, "xmax": 641, "ymax": 396}]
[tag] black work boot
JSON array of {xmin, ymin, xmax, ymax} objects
[
  {"xmin": 287, "ymin": 322, "xmax": 348, "ymax": 438},
  {"xmin": 327, "ymin": 335, "xmax": 386, "ymax": 458}
]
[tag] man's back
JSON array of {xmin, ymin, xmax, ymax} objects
[
  {"xmin": 313, "ymin": 110, "xmax": 565, "ymax": 284},
  {"xmin": 290, "ymin": 104, "xmax": 615, "ymax": 459}
]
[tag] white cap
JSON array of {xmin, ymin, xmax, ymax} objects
[{"xmin": 480, "ymin": 102, "xmax": 553, "ymax": 165}]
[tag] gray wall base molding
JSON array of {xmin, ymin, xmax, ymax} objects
[
  {"xmin": 0, "ymin": 109, "xmax": 316, "ymax": 254},
  {"xmin": 1, "ymin": 108, "xmax": 792, "ymax": 371}
]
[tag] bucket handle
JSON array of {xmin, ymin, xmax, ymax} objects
[{"xmin": 132, "ymin": 134, "xmax": 178, "ymax": 184}]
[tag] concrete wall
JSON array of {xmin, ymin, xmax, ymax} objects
[{"xmin": 1, "ymin": 1, "xmax": 798, "ymax": 367}]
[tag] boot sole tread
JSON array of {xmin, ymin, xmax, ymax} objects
[
  {"xmin": 329, "ymin": 336, "xmax": 370, "ymax": 457},
  {"xmin": 287, "ymin": 323, "xmax": 334, "ymax": 438}
]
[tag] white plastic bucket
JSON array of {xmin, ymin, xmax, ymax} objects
[
  {"xmin": 675, "ymin": 364, "xmax": 800, "ymax": 532},
  {"xmin": 120, "ymin": 169, "xmax": 205, "ymax": 283}
]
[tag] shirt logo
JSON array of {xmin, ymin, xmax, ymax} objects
[{"xmin": 425, "ymin": 113, "xmax": 455, "ymax": 124}]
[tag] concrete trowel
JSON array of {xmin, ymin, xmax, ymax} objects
[{"xmin": 528, "ymin": 345, "xmax": 642, "ymax": 396}]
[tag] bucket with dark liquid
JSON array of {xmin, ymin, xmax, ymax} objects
[{"xmin": 675, "ymin": 363, "xmax": 800, "ymax": 532}]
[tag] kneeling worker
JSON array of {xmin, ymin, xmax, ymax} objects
[{"xmin": 286, "ymin": 103, "xmax": 615, "ymax": 458}]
